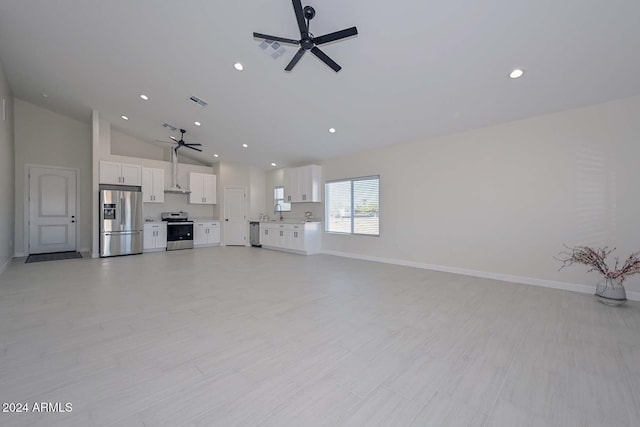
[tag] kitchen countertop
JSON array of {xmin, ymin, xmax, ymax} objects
[
  {"xmin": 258, "ymin": 219, "xmax": 320, "ymax": 224},
  {"xmin": 191, "ymin": 218, "xmax": 220, "ymax": 222}
]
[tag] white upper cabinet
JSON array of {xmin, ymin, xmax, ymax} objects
[
  {"xmin": 283, "ymin": 165, "xmax": 321, "ymax": 203},
  {"xmin": 189, "ymin": 172, "xmax": 217, "ymax": 204},
  {"xmin": 100, "ymin": 161, "xmax": 142, "ymax": 186},
  {"xmin": 142, "ymin": 167, "xmax": 165, "ymax": 203},
  {"xmin": 298, "ymin": 164, "xmax": 321, "ymax": 202},
  {"xmin": 283, "ymin": 167, "xmax": 299, "ymax": 203}
]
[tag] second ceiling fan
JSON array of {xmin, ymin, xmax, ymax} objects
[{"xmin": 253, "ymin": 0, "xmax": 358, "ymax": 72}]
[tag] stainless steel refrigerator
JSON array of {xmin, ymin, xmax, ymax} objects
[{"xmin": 99, "ymin": 185, "xmax": 143, "ymax": 257}]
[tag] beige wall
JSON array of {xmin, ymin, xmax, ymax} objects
[
  {"xmin": 0, "ymin": 59, "xmax": 14, "ymax": 271},
  {"xmin": 14, "ymin": 99, "xmax": 91, "ymax": 255},
  {"xmin": 321, "ymin": 95, "xmax": 640, "ymax": 294}
]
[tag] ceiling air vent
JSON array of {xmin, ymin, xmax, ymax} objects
[
  {"xmin": 189, "ymin": 96, "xmax": 208, "ymax": 108},
  {"xmin": 163, "ymin": 123, "xmax": 177, "ymax": 131}
]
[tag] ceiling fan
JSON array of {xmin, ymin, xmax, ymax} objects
[
  {"xmin": 157, "ymin": 129, "xmax": 202, "ymax": 152},
  {"xmin": 253, "ymin": 0, "xmax": 358, "ymax": 72}
]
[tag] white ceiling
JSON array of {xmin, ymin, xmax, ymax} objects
[{"xmin": 1, "ymin": 0, "xmax": 639, "ymax": 168}]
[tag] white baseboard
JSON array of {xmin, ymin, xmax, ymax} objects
[
  {"xmin": 0, "ymin": 256, "xmax": 13, "ymax": 276},
  {"xmin": 321, "ymin": 250, "xmax": 640, "ymax": 302}
]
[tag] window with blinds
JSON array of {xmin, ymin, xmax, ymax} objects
[{"xmin": 325, "ymin": 176, "xmax": 380, "ymax": 236}]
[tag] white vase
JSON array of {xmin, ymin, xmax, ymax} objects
[{"xmin": 595, "ymin": 276, "xmax": 627, "ymax": 306}]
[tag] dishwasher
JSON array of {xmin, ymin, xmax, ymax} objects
[{"xmin": 249, "ymin": 221, "xmax": 261, "ymax": 247}]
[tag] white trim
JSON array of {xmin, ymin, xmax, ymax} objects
[
  {"xmin": 25, "ymin": 164, "xmax": 80, "ymax": 256},
  {"xmin": 321, "ymin": 250, "xmax": 640, "ymax": 302},
  {"xmin": 0, "ymin": 256, "xmax": 12, "ymax": 276}
]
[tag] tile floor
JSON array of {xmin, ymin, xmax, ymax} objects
[{"xmin": 0, "ymin": 247, "xmax": 638, "ymax": 426}]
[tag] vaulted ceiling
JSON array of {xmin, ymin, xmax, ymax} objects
[{"xmin": 1, "ymin": 0, "xmax": 639, "ymax": 168}]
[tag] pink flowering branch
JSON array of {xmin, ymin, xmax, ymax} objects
[{"xmin": 556, "ymin": 245, "xmax": 640, "ymax": 284}]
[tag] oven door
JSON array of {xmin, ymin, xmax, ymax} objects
[{"xmin": 166, "ymin": 223, "xmax": 194, "ymax": 250}]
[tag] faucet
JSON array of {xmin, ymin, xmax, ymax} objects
[{"xmin": 275, "ymin": 203, "xmax": 284, "ymax": 221}]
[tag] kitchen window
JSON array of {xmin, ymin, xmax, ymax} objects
[
  {"xmin": 274, "ymin": 186, "xmax": 291, "ymax": 212},
  {"xmin": 325, "ymin": 176, "xmax": 380, "ymax": 236}
]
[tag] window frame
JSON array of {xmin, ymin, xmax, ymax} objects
[
  {"xmin": 274, "ymin": 186, "xmax": 291, "ymax": 212},
  {"xmin": 325, "ymin": 175, "xmax": 380, "ymax": 237}
]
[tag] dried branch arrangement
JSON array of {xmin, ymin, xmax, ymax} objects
[{"xmin": 556, "ymin": 245, "xmax": 640, "ymax": 284}]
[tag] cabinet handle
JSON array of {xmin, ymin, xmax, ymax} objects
[
  {"xmin": 122, "ymin": 177, "xmax": 125, "ymax": 183},
  {"xmin": 280, "ymin": 231, "xmax": 283, "ymax": 236}
]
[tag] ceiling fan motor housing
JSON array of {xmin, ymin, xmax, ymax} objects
[{"xmin": 303, "ymin": 6, "xmax": 315, "ymax": 20}]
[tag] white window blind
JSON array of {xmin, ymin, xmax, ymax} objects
[{"xmin": 325, "ymin": 176, "xmax": 379, "ymax": 236}]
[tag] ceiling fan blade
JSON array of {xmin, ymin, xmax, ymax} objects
[
  {"xmin": 311, "ymin": 47, "xmax": 341, "ymax": 72},
  {"xmin": 314, "ymin": 27, "xmax": 358, "ymax": 45},
  {"xmin": 170, "ymin": 136, "xmax": 177, "ymax": 141},
  {"xmin": 253, "ymin": 32, "xmax": 300, "ymax": 45},
  {"xmin": 185, "ymin": 145, "xmax": 203, "ymax": 152},
  {"xmin": 292, "ymin": 0, "xmax": 306, "ymax": 34},
  {"xmin": 155, "ymin": 140, "xmax": 175, "ymax": 145},
  {"xmin": 185, "ymin": 143, "xmax": 202, "ymax": 146},
  {"xmin": 285, "ymin": 48, "xmax": 306, "ymax": 71}
]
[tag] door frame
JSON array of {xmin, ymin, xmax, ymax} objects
[
  {"xmin": 24, "ymin": 164, "xmax": 80, "ymax": 256},
  {"xmin": 223, "ymin": 186, "xmax": 248, "ymax": 246}
]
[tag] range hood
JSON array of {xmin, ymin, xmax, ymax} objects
[{"xmin": 165, "ymin": 146, "xmax": 191, "ymax": 194}]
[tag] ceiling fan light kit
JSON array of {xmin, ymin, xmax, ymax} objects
[{"xmin": 253, "ymin": 0, "xmax": 358, "ymax": 72}]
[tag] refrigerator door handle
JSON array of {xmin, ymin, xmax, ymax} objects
[{"xmin": 121, "ymin": 198, "xmax": 125, "ymax": 226}]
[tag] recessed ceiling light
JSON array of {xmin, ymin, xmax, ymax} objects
[
  {"xmin": 214, "ymin": 154, "xmax": 219, "ymax": 158},
  {"xmin": 139, "ymin": 94, "xmax": 149, "ymax": 101},
  {"xmin": 41, "ymin": 93, "xmax": 49, "ymax": 98},
  {"xmin": 271, "ymin": 163, "xmax": 277, "ymax": 167},
  {"xmin": 242, "ymin": 143, "xmax": 248, "ymax": 148},
  {"xmin": 509, "ymin": 69, "xmax": 524, "ymax": 79},
  {"xmin": 121, "ymin": 115, "xmax": 129, "ymax": 120},
  {"xmin": 329, "ymin": 128, "xmax": 336, "ymax": 133},
  {"xmin": 194, "ymin": 121, "xmax": 201, "ymax": 126},
  {"xmin": 234, "ymin": 62, "xmax": 244, "ymax": 71}
]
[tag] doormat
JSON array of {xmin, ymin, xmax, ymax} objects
[{"xmin": 25, "ymin": 251, "xmax": 83, "ymax": 263}]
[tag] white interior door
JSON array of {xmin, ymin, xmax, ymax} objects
[
  {"xmin": 29, "ymin": 166, "xmax": 77, "ymax": 254},
  {"xmin": 224, "ymin": 187, "xmax": 247, "ymax": 246}
]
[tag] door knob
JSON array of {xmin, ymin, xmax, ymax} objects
[
  {"xmin": 225, "ymin": 219, "xmax": 229, "ymax": 221},
  {"xmin": 71, "ymin": 220, "xmax": 76, "ymax": 223}
]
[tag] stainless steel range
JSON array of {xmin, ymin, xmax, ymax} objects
[{"xmin": 162, "ymin": 212, "xmax": 193, "ymax": 251}]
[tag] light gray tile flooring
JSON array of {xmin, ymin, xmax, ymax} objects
[{"xmin": 0, "ymin": 247, "xmax": 639, "ymax": 426}]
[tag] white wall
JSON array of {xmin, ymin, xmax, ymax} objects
[
  {"xmin": 249, "ymin": 166, "xmax": 266, "ymax": 220},
  {"xmin": 110, "ymin": 128, "xmax": 167, "ymax": 161},
  {"xmin": 321, "ymin": 95, "xmax": 640, "ymax": 294},
  {"xmin": 14, "ymin": 99, "xmax": 91, "ymax": 255},
  {"xmin": 0, "ymin": 59, "xmax": 14, "ymax": 272}
]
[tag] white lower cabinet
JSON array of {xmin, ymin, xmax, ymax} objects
[
  {"xmin": 194, "ymin": 221, "xmax": 221, "ymax": 247},
  {"xmin": 259, "ymin": 222, "xmax": 321, "ymax": 255},
  {"xmin": 143, "ymin": 223, "xmax": 167, "ymax": 252}
]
